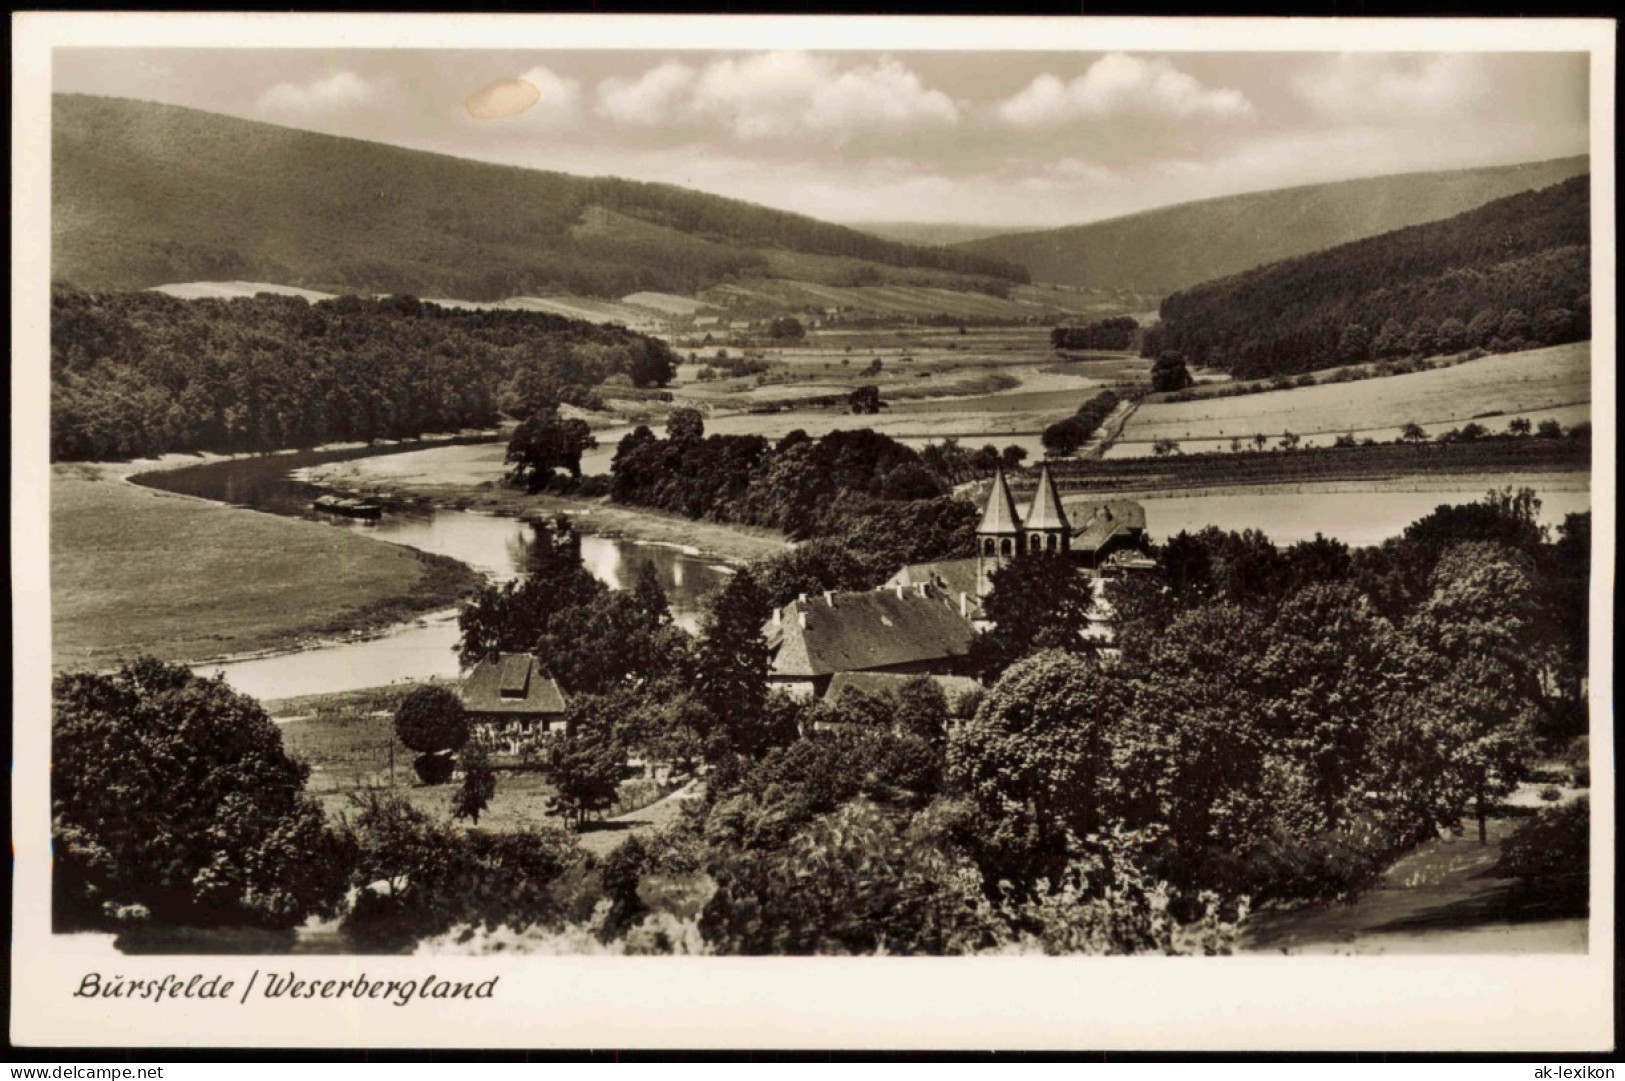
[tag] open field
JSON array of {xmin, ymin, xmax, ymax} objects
[
  {"xmin": 51, "ymin": 462, "xmax": 482, "ymax": 673},
  {"xmin": 270, "ymin": 684, "xmax": 683, "ymax": 837},
  {"xmin": 1113, "ymin": 343, "xmax": 1591, "ymax": 453},
  {"xmin": 1049, "ymin": 439, "xmax": 1592, "ymax": 495}
]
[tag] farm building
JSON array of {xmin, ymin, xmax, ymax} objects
[
  {"xmin": 764, "ymin": 586, "xmax": 978, "ymax": 699},
  {"xmin": 458, "ymin": 653, "xmax": 568, "ymax": 755}
]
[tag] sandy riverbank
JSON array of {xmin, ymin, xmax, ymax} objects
[{"xmin": 305, "ymin": 457, "xmax": 791, "ymax": 565}]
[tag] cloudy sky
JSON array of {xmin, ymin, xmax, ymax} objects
[{"xmin": 54, "ymin": 48, "xmax": 1589, "ymax": 228}]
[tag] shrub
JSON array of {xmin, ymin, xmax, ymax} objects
[
  {"xmin": 415, "ymin": 753, "xmax": 456, "ymax": 785},
  {"xmin": 1493, "ymin": 798, "xmax": 1588, "ymax": 895}
]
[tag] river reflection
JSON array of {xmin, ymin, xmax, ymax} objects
[{"xmin": 134, "ymin": 445, "xmax": 732, "ymax": 700}]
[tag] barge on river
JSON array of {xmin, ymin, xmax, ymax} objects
[{"xmin": 312, "ymin": 494, "xmax": 384, "ymax": 520}]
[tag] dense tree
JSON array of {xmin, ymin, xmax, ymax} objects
[
  {"xmin": 535, "ymin": 590, "xmax": 690, "ymax": 696},
  {"xmin": 692, "ymin": 569, "xmax": 775, "ymax": 760},
  {"xmin": 895, "ymin": 676, "xmax": 952, "ymax": 746},
  {"xmin": 768, "ymin": 317, "xmax": 807, "ymax": 342},
  {"xmin": 1150, "ymin": 352, "xmax": 1195, "ymax": 393},
  {"xmin": 394, "ymin": 685, "xmax": 471, "ymax": 784},
  {"xmin": 450, "ymin": 742, "xmax": 498, "ymax": 826},
  {"xmin": 666, "ymin": 407, "xmax": 706, "ymax": 443},
  {"xmin": 544, "ymin": 729, "xmax": 625, "ymax": 830},
  {"xmin": 848, "ymin": 385, "xmax": 882, "ymax": 414},
  {"xmin": 949, "ymin": 651, "xmax": 1129, "ymax": 889},
  {"xmin": 456, "ymin": 520, "xmax": 606, "ymax": 664},
  {"xmin": 52, "ymin": 658, "xmax": 352, "ymax": 930},
  {"xmin": 977, "ymin": 552, "xmax": 1101, "ymax": 674},
  {"xmin": 629, "ymin": 560, "xmax": 672, "ymax": 626},
  {"xmin": 49, "ymin": 288, "xmax": 678, "ymax": 461},
  {"xmin": 1040, "ymin": 391, "xmax": 1120, "ymax": 456},
  {"xmin": 505, "ymin": 407, "xmax": 596, "ymax": 491},
  {"xmin": 1051, "ymin": 317, "xmax": 1139, "ymax": 352},
  {"xmin": 700, "ymin": 800, "xmax": 1000, "ymax": 955},
  {"xmin": 1338, "ymin": 323, "xmax": 1372, "ymax": 363}
]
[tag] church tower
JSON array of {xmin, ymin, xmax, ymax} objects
[
  {"xmin": 976, "ymin": 466, "xmax": 1024, "ymax": 598},
  {"xmin": 1023, "ymin": 462, "xmax": 1071, "ymax": 556}
]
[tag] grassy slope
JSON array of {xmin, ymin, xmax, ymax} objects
[
  {"xmin": 52, "ymin": 94, "xmax": 1022, "ymax": 301},
  {"xmin": 51, "ymin": 464, "xmax": 480, "ymax": 673},
  {"xmin": 1117, "ymin": 343, "xmax": 1591, "ymax": 445},
  {"xmin": 957, "ymin": 156, "xmax": 1589, "ymax": 293}
]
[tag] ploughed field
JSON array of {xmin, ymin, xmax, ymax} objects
[
  {"xmin": 50, "ymin": 462, "xmax": 480, "ymax": 673},
  {"xmin": 1111, "ymin": 343, "xmax": 1591, "ymax": 455}
]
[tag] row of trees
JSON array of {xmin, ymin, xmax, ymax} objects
[
  {"xmin": 1144, "ymin": 177, "xmax": 1591, "ymax": 379},
  {"xmin": 50, "ymin": 289, "xmax": 678, "ymax": 461},
  {"xmin": 1051, "ymin": 317, "xmax": 1139, "ymax": 352},
  {"xmin": 1041, "ymin": 390, "xmax": 1121, "ymax": 456}
]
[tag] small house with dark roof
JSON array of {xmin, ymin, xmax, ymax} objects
[
  {"xmin": 459, "ymin": 653, "xmax": 568, "ymax": 755},
  {"xmin": 764, "ymin": 586, "xmax": 978, "ymax": 698}
]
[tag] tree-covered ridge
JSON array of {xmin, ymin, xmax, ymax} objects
[
  {"xmin": 53, "ymin": 94, "xmax": 1028, "ymax": 301},
  {"xmin": 50, "ymin": 288, "xmax": 677, "ymax": 461},
  {"xmin": 1143, "ymin": 176, "xmax": 1590, "ymax": 379}
]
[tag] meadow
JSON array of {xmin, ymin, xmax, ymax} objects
[
  {"xmin": 51, "ymin": 462, "xmax": 480, "ymax": 673},
  {"xmin": 1112, "ymin": 342, "xmax": 1591, "ymax": 453}
]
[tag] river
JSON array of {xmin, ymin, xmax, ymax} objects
[
  {"xmin": 132, "ymin": 445, "xmax": 735, "ymax": 701},
  {"xmin": 134, "ymin": 443, "xmax": 1590, "ymax": 700}
]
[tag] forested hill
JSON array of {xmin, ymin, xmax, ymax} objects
[
  {"xmin": 50, "ymin": 288, "xmax": 679, "ymax": 461},
  {"xmin": 52, "ymin": 94, "xmax": 1028, "ymax": 300},
  {"xmin": 953, "ymin": 156, "xmax": 1589, "ymax": 294},
  {"xmin": 1142, "ymin": 176, "xmax": 1590, "ymax": 380}
]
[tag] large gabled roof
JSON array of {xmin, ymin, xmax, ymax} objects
[
  {"xmin": 884, "ymin": 558, "xmax": 980, "ymax": 601},
  {"xmin": 460, "ymin": 653, "xmax": 567, "ymax": 715},
  {"xmin": 766, "ymin": 590, "xmax": 977, "ymax": 678},
  {"xmin": 977, "ymin": 467, "xmax": 1023, "ymax": 535}
]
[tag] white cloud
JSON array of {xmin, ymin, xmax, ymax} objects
[
  {"xmin": 513, "ymin": 65, "xmax": 583, "ymax": 127},
  {"xmin": 1047, "ymin": 157, "xmax": 1122, "ymax": 185},
  {"xmin": 663, "ymin": 51, "xmax": 958, "ymax": 143},
  {"xmin": 998, "ymin": 54, "xmax": 1254, "ymax": 129},
  {"xmin": 596, "ymin": 59, "xmax": 696, "ymax": 126},
  {"xmin": 258, "ymin": 70, "xmax": 385, "ymax": 115},
  {"xmin": 1293, "ymin": 54, "xmax": 1493, "ymax": 122}
]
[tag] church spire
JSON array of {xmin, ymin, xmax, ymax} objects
[
  {"xmin": 1025, "ymin": 462, "xmax": 1071, "ymax": 535},
  {"xmin": 977, "ymin": 466, "xmax": 1023, "ymax": 535}
]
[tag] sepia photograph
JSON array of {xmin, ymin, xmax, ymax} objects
[{"xmin": 10, "ymin": 12, "xmax": 1615, "ymax": 1052}]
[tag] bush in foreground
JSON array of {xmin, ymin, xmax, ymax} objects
[{"xmin": 52, "ymin": 658, "xmax": 352, "ymax": 930}]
